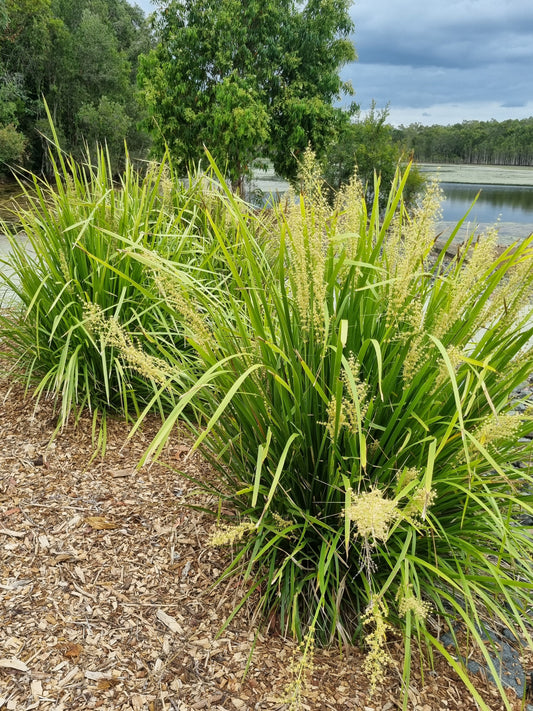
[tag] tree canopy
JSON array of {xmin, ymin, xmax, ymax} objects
[
  {"xmin": 139, "ymin": 0, "xmax": 356, "ymax": 189},
  {"xmin": 0, "ymin": 0, "xmax": 152, "ymax": 173},
  {"xmin": 324, "ymin": 103, "xmax": 424, "ymax": 208}
]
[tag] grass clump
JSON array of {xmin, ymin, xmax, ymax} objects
[
  {"xmin": 134, "ymin": 149, "xmax": 533, "ymax": 708},
  {"xmin": 0, "ymin": 139, "xmax": 258, "ymax": 427},
  {"xmin": 2, "ymin": 138, "xmax": 532, "ymax": 707}
]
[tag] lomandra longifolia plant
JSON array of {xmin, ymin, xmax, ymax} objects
[
  {"xmin": 133, "ymin": 151, "xmax": 533, "ymax": 708},
  {"xmin": 0, "ymin": 131, "xmax": 249, "ymax": 429},
  {"xmin": 0, "ymin": 146, "xmax": 184, "ymax": 426}
]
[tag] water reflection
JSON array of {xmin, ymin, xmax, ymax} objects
[{"xmin": 440, "ymin": 182, "xmax": 533, "ymax": 225}]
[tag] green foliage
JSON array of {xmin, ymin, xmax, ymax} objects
[
  {"xmin": 0, "ymin": 136, "xmax": 250, "ymax": 425},
  {"xmin": 0, "ymin": 0, "xmax": 152, "ymax": 172},
  {"xmin": 394, "ymin": 116, "xmax": 533, "ymax": 166},
  {"xmin": 0, "ymin": 64, "xmax": 26, "ymax": 126},
  {"xmin": 0, "ymin": 123, "xmax": 26, "ymax": 166},
  {"xmin": 139, "ymin": 0, "xmax": 356, "ymax": 187},
  {"xmin": 325, "ymin": 103, "xmax": 424, "ymax": 207},
  {"xmin": 131, "ymin": 151, "xmax": 533, "ymax": 708},
  {"xmin": 212, "ymin": 72, "xmax": 270, "ymax": 193},
  {"xmin": 76, "ymin": 97, "xmax": 132, "ymax": 174},
  {"xmin": 0, "ymin": 1, "xmax": 7, "ymax": 29},
  {"xmin": 72, "ymin": 8, "xmax": 130, "ymax": 100}
]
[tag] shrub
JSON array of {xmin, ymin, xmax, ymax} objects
[
  {"xmin": 0, "ymin": 123, "xmax": 26, "ymax": 169},
  {"xmin": 324, "ymin": 103, "xmax": 425, "ymax": 209},
  {"xmin": 134, "ymin": 150, "xmax": 533, "ymax": 708}
]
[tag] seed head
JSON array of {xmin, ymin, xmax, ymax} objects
[
  {"xmin": 398, "ymin": 589, "xmax": 431, "ymax": 622},
  {"xmin": 362, "ymin": 597, "xmax": 392, "ymax": 695},
  {"xmin": 208, "ymin": 521, "xmax": 255, "ymax": 547},
  {"xmin": 346, "ymin": 488, "xmax": 398, "ymax": 542}
]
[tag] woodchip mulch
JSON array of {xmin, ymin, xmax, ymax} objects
[{"xmin": 0, "ymin": 374, "xmax": 527, "ymax": 711}]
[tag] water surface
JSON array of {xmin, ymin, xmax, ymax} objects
[
  {"xmin": 420, "ymin": 165, "xmax": 533, "ymax": 245},
  {"xmin": 251, "ymin": 163, "xmax": 533, "ymax": 245},
  {"xmin": 440, "ymin": 182, "xmax": 533, "ymax": 226}
]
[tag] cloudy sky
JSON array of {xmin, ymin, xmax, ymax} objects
[{"xmin": 131, "ymin": 0, "xmax": 533, "ymax": 127}]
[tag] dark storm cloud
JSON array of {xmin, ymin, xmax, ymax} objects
[
  {"xmin": 353, "ymin": 0, "xmax": 533, "ymax": 68},
  {"xmin": 345, "ymin": 0, "xmax": 533, "ymax": 123}
]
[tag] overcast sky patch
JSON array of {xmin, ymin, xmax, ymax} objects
[{"xmin": 349, "ymin": 0, "xmax": 533, "ymax": 124}]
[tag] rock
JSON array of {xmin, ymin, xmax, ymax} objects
[
  {"xmin": 440, "ymin": 625, "xmax": 527, "ymax": 698},
  {"xmin": 466, "ymin": 639, "xmax": 525, "ymax": 697}
]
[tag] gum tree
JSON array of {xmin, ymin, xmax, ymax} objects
[{"xmin": 138, "ymin": 0, "xmax": 356, "ymax": 190}]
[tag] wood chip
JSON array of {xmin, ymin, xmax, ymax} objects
[
  {"xmin": 0, "ymin": 579, "xmax": 31, "ymax": 590},
  {"xmin": 57, "ymin": 643, "xmax": 83, "ymax": 659},
  {"xmin": 84, "ymin": 516, "xmax": 119, "ymax": 530},
  {"xmin": 38, "ymin": 534, "xmax": 50, "ymax": 548},
  {"xmin": 131, "ymin": 694, "xmax": 156, "ymax": 710},
  {"xmin": 111, "ymin": 467, "xmax": 135, "ymax": 478},
  {"xmin": 0, "ymin": 657, "xmax": 29, "ymax": 672},
  {"xmin": 85, "ymin": 670, "xmax": 114, "ymax": 680},
  {"xmin": 156, "ymin": 609, "xmax": 184, "ymax": 634},
  {"xmin": 53, "ymin": 551, "xmax": 79, "ymax": 562},
  {"xmin": 57, "ymin": 666, "xmax": 80, "ymax": 688},
  {"xmin": 0, "ymin": 528, "xmax": 25, "ymax": 538},
  {"xmin": 30, "ymin": 679, "xmax": 43, "ymax": 699}
]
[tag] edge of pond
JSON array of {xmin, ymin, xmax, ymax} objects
[{"xmin": 419, "ymin": 163, "xmax": 533, "ymax": 187}]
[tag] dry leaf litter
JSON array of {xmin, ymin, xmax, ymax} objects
[{"xmin": 0, "ymin": 373, "xmax": 529, "ymax": 711}]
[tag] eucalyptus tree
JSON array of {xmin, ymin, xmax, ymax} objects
[
  {"xmin": 139, "ymin": 0, "xmax": 356, "ymax": 190},
  {"xmin": 394, "ymin": 117, "xmax": 533, "ymax": 166}
]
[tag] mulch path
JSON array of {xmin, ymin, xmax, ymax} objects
[{"xmin": 0, "ymin": 374, "xmax": 526, "ymax": 710}]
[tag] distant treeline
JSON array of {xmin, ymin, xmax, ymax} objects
[{"xmin": 393, "ymin": 117, "xmax": 533, "ymax": 166}]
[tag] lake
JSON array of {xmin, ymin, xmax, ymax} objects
[
  {"xmin": 439, "ymin": 183, "xmax": 533, "ymax": 224},
  {"xmin": 418, "ymin": 164, "xmax": 533, "ymax": 246},
  {"xmin": 250, "ymin": 163, "xmax": 533, "ymax": 247}
]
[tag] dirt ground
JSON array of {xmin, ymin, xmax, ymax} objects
[{"xmin": 0, "ymin": 374, "xmax": 528, "ymax": 711}]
